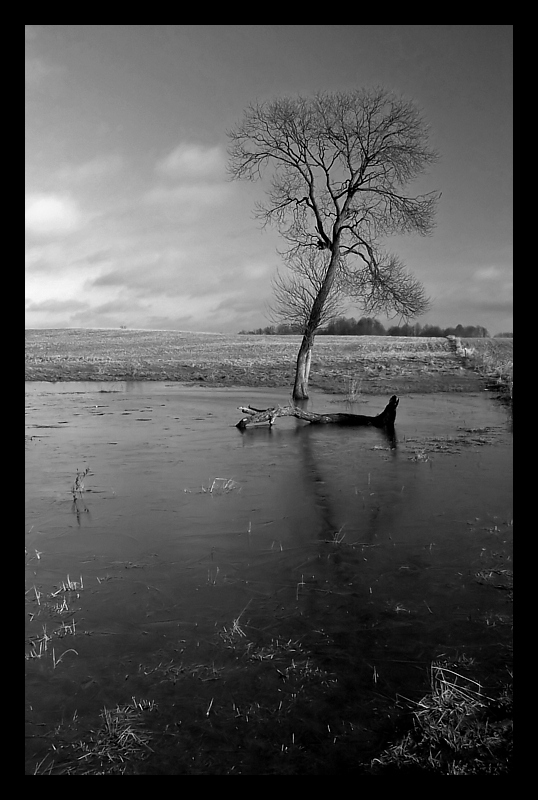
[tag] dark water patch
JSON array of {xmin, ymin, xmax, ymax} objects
[{"xmin": 25, "ymin": 384, "xmax": 512, "ymax": 774}]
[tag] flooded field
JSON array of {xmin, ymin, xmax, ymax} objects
[{"xmin": 25, "ymin": 382, "xmax": 513, "ymax": 774}]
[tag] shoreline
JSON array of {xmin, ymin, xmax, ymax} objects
[{"xmin": 25, "ymin": 329, "xmax": 512, "ymax": 399}]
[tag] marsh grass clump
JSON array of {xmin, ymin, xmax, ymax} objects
[
  {"xmin": 51, "ymin": 574, "xmax": 84, "ymax": 595},
  {"xmin": 326, "ymin": 525, "xmax": 347, "ymax": 545},
  {"xmin": 72, "ymin": 467, "xmax": 90, "ymax": 500},
  {"xmin": 58, "ymin": 699, "xmax": 157, "ymax": 775},
  {"xmin": 245, "ymin": 637, "xmax": 305, "ymax": 662},
  {"xmin": 140, "ymin": 658, "xmax": 224, "ymax": 685},
  {"xmin": 218, "ymin": 601, "xmax": 252, "ymax": 645},
  {"xmin": 204, "ymin": 477, "xmax": 241, "ymax": 494},
  {"xmin": 25, "ymin": 624, "xmax": 52, "ymax": 660},
  {"xmin": 184, "ymin": 477, "xmax": 241, "ymax": 494},
  {"xmin": 371, "ymin": 663, "xmax": 512, "ymax": 774},
  {"xmin": 26, "ymin": 574, "xmax": 84, "ymax": 664},
  {"xmin": 25, "ymin": 620, "xmax": 78, "ymax": 667},
  {"xmin": 408, "ymin": 448, "xmax": 429, "ymax": 462},
  {"xmin": 343, "ymin": 376, "xmax": 362, "ymax": 402}
]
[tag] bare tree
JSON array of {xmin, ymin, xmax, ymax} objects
[
  {"xmin": 228, "ymin": 88, "xmax": 439, "ymax": 399},
  {"xmin": 268, "ymin": 248, "xmax": 346, "ymax": 331}
]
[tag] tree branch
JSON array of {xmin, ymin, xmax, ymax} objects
[{"xmin": 236, "ymin": 396, "xmax": 399, "ymax": 429}]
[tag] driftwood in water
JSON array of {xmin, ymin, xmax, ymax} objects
[{"xmin": 236, "ymin": 395, "xmax": 399, "ymax": 430}]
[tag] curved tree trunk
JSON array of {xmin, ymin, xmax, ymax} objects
[
  {"xmin": 293, "ymin": 333, "xmax": 314, "ymax": 400},
  {"xmin": 291, "ymin": 236, "xmax": 342, "ymax": 401}
]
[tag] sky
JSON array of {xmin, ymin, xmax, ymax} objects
[{"xmin": 25, "ymin": 25, "xmax": 513, "ymax": 335}]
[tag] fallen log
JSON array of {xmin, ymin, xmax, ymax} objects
[{"xmin": 236, "ymin": 395, "xmax": 399, "ymax": 429}]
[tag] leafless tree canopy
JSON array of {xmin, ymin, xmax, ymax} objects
[
  {"xmin": 228, "ymin": 88, "xmax": 439, "ymax": 321},
  {"xmin": 268, "ymin": 249, "xmax": 346, "ymax": 330}
]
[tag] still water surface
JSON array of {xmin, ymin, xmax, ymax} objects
[{"xmin": 25, "ymin": 383, "xmax": 512, "ymax": 772}]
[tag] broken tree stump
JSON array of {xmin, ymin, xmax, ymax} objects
[{"xmin": 236, "ymin": 395, "xmax": 399, "ymax": 430}]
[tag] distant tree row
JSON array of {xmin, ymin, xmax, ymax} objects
[
  {"xmin": 239, "ymin": 323, "xmax": 304, "ymax": 336},
  {"xmin": 239, "ymin": 317, "xmax": 512, "ymax": 338}
]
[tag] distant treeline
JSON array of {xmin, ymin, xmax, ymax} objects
[{"xmin": 239, "ymin": 317, "xmax": 513, "ymax": 338}]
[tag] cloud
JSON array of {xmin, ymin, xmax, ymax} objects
[
  {"xmin": 155, "ymin": 143, "xmax": 226, "ymax": 182},
  {"xmin": 25, "ymin": 298, "xmax": 89, "ymax": 313},
  {"xmin": 473, "ymin": 266, "xmax": 506, "ymax": 281},
  {"xmin": 147, "ymin": 143, "xmax": 234, "ymax": 224},
  {"xmin": 88, "ymin": 252, "xmax": 220, "ymax": 299},
  {"xmin": 25, "ymin": 56, "xmax": 55, "ymax": 86},
  {"xmin": 144, "ymin": 182, "xmax": 232, "ymax": 219},
  {"xmin": 76, "ymin": 248, "xmax": 113, "ymax": 266},
  {"xmin": 56, "ymin": 155, "xmax": 124, "ymax": 184},
  {"xmin": 77, "ymin": 297, "xmax": 150, "ymax": 316},
  {"xmin": 421, "ymin": 264, "xmax": 513, "ymax": 328},
  {"xmin": 471, "ymin": 298, "xmax": 513, "ymax": 314},
  {"xmin": 25, "ymin": 194, "xmax": 82, "ymax": 237},
  {"xmin": 86, "ymin": 237, "xmax": 276, "ymax": 305},
  {"xmin": 24, "ymin": 138, "xmax": 278, "ymax": 332},
  {"xmin": 145, "ymin": 314, "xmax": 196, "ymax": 331},
  {"xmin": 471, "ymin": 265, "xmax": 512, "ymax": 302}
]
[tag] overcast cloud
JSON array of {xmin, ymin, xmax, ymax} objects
[{"xmin": 25, "ymin": 25, "xmax": 513, "ymax": 334}]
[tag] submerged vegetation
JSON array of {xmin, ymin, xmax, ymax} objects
[
  {"xmin": 27, "ymin": 518, "xmax": 512, "ymax": 774},
  {"xmin": 29, "ymin": 605, "xmax": 512, "ymax": 775}
]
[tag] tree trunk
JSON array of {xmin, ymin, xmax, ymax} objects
[
  {"xmin": 293, "ymin": 334, "xmax": 314, "ymax": 400},
  {"xmin": 236, "ymin": 395, "xmax": 399, "ymax": 429},
  {"xmin": 291, "ymin": 238, "xmax": 342, "ymax": 401}
]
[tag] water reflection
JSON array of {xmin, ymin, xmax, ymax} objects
[{"xmin": 25, "ymin": 383, "xmax": 512, "ymax": 774}]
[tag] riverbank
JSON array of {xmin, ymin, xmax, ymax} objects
[{"xmin": 25, "ymin": 329, "xmax": 513, "ymax": 398}]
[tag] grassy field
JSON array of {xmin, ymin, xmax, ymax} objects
[
  {"xmin": 455, "ymin": 337, "xmax": 513, "ymax": 402},
  {"xmin": 25, "ymin": 328, "xmax": 513, "ymax": 396}
]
